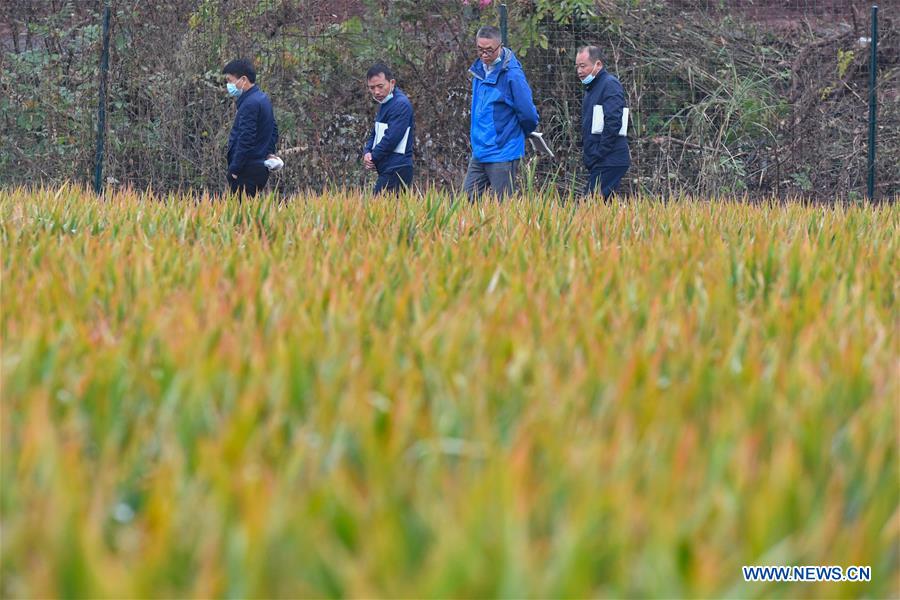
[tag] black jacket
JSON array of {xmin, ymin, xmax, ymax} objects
[
  {"xmin": 227, "ymin": 86, "xmax": 278, "ymax": 175},
  {"xmin": 581, "ymin": 68, "xmax": 631, "ymax": 171},
  {"xmin": 363, "ymin": 88, "xmax": 415, "ymax": 174}
]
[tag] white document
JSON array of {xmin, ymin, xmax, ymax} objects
[
  {"xmin": 528, "ymin": 132, "xmax": 554, "ymax": 158},
  {"xmin": 591, "ymin": 105, "xmax": 604, "ymax": 134},
  {"xmin": 373, "ymin": 122, "xmax": 410, "ymax": 154},
  {"xmin": 374, "ymin": 122, "xmax": 388, "ymax": 145},
  {"xmin": 592, "ymin": 106, "xmax": 630, "ymax": 136},
  {"xmin": 393, "ymin": 127, "xmax": 410, "ymax": 154}
]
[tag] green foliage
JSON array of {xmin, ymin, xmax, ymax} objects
[
  {"xmin": 1, "ymin": 0, "xmax": 896, "ymax": 198},
  {"xmin": 837, "ymin": 48, "xmax": 855, "ymax": 79},
  {"xmin": 510, "ymin": 0, "xmax": 601, "ymax": 56},
  {"xmin": 0, "ymin": 1, "xmax": 102, "ymax": 182}
]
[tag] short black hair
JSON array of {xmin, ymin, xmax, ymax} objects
[
  {"xmin": 366, "ymin": 63, "xmax": 394, "ymax": 81},
  {"xmin": 577, "ymin": 46, "xmax": 606, "ymax": 65},
  {"xmin": 476, "ymin": 25, "xmax": 502, "ymax": 42},
  {"xmin": 222, "ymin": 59, "xmax": 256, "ymax": 83}
]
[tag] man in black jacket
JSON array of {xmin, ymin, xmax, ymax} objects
[
  {"xmin": 222, "ymin": 59, "xmax": 279, "ymax": 197},
  {"xmin": 362, "ymin": 63, "xmax": 415, "ymax": 195},
  {"xmin": 576, "ymin": 46, "xmax": 631, "ymax": 199}
]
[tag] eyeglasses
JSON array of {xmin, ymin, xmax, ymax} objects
[{"xmin": 476, "ymin": 44, "xmax": 500, "ymax": 56}]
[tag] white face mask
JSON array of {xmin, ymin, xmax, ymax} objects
[
  {"xmin": 376, "ymin": 86, "xmax": 394, "ymax": 104},
  {"xmin": 580, "ymin": 64, "xmax": 601, "ymax": 85}
]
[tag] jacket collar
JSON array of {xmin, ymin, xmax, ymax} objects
[{"xmin": 235, "ymin": 84, "xmax": 259, "ymax": 108}]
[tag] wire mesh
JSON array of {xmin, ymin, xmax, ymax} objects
[
  {"xmin": 0, "ymin": 0, "xmax": 895, "ymax": 199},
  {"xmin": 524, "ymin": 0, "xmax": 897, "ymax": 199}
]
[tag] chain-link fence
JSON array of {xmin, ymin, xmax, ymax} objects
[
  {"xmin": 524, "ymin": 1, "xmax": 897, "ymax": 199},
  {"xmin": 1, "ymin": 0, "xmax": 896, "ymax": 199}
]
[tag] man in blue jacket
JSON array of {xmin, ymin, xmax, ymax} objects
[
  {"xmin": 222, "ymin": 59, "xmax": 279, "ymax": 197},
  {"xmin": 463, "ymin": 26, "xmax": 539, "ymax": 200},
  {"xmin": 362, "ymin": 64, "xmax": 415, "ymax": 195},
  {"xmin": 576, "ymin": 46, "xmax": 631, "ymax": 199}
]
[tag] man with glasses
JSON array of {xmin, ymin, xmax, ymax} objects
[{"xmin": 463, "ymin": 25, "xmax": 539, "ymax": 200}]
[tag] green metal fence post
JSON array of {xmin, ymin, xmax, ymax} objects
[
  {"xmin": 867, "ymin": 5, "xmax": 878, "ymax": 201},
  {"xmin": 93, "ymin": 1, "xmax": 111, "ymax": 195}
]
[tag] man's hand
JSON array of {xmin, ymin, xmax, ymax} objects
[
  {"xmin": 231, "ymin": 173, "xmax": 238, "ymax": 180},
  {"xmin": 363, "ymin": 152, "xmax": 375, "ymax": 170}
]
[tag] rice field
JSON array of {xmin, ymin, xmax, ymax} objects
[{"xmin": 1, "ymin": 186, "xmax": 897, "ymax": 598}]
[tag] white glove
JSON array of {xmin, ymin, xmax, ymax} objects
[{"xmin": 264, "ymin": 156, "xmax": 284, "ymax": 172}]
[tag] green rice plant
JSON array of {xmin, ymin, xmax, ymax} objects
[{"xmin": 1, "ymin": 185, "xmax": 897, "ymax": 598}]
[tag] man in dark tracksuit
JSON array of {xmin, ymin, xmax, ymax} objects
[
  {"xmin": 576, "ymin": 46, "xmax": 631, "ymax": 199},
  {"xmin": 223, "ymin": 59, "xmax": 279, "ymax": 197},
  {"xmin": 362, "ymin": 63, "xmax": 415, "ymax": 195}
]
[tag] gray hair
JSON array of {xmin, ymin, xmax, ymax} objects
[
  {"xmin": 476, "ymin": 25, "xmax": 502, "ymax": 42},
  {"xmin": 578, "ymin": 45, "xmax": 606, "ymax": 64}
]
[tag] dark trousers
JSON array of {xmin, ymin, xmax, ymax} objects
[
  {"xmin": 586, "ymin": 165, "xmax": 629, "ymax": 200},
  {"xmin": 228, "ymin": 163, "xmax": 270, "ymax": 197},
  {"xmin": 462, "ymin": 158, "xmax": 519, "ymax": 200},
  {"xmin": 374, "ymin": 166, "xmax": 414, "ymax": 196}
]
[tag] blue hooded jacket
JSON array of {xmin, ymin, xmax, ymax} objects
[
  {"xmin": 363, "ymin": 88, "xmax": 415, "ymax": 175},
  {"xmin": 227, "ymin": 85, "xmax": 278, "ymax": 175},
  {"xmin": 468, "ymin": 48, "xmax": 539, "ymax": 163}
]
